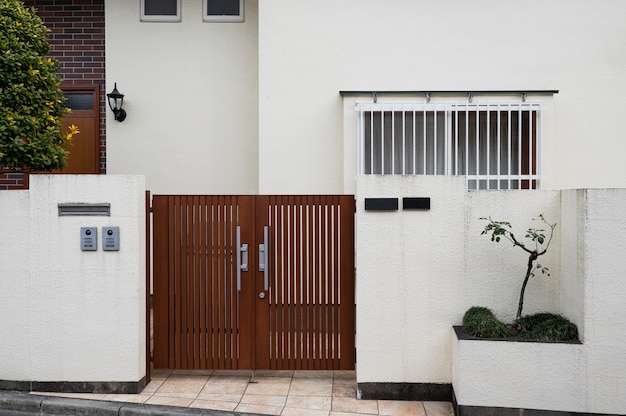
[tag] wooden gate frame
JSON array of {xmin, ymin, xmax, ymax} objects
[{"xmin": 151, "ymin": 195, "xmax": 355, "ymax": 370}]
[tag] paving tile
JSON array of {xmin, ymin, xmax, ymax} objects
[
  {"xmin": 294, "ymin": 370, "xmax": 334, "ymax": 379},
  {"xmin": 196, "ymin": 392, "xmax": 244, "ymax": 403},
  {"xmin": 245, "ymin": 377, "xmax": 292, "ymax": 396},
  {"xmin": 331, "ymin": 397, "xmax": 378, "ymax": 414},
  {"xmin": 241, "ymin": 393, "xmax": 287, "ymax": 407},
  {"xmin": 378, "ymin": 400, "xmax": 426, "ymax": 416},
  {"xmin": 423, "ymin": 401, "xmax": 454, "ymax": 416},
  {"xmin": 150, "ymin": 392, "xmax": 198, "ymax": 399},
  {"xmin": 140, "ymin": 378, "xmax": 166, "ymax": 394},
  {"xmin": 212, "ymin": 369, "xmax": 253, "ymax": 377},
  {"xmin": 190, "ymin": 398, "xmax": 238, "ymax": 412},
  {"xmin": 102, "ymin": 394, "xmax": 151, "ymax": 404},
  {"xmin": 235, "ymin": 402, "xmax": 283, "ymax": 415},
  {"xmin": 289, "ymin": 378, "xmax": 333, "ymax": 397},
  {"xmin": 282, "ymin": 407, "xmax": 330, "ymax": 416},
  {"xmin": 285, "ymin": 395, "xmax": 331, "ymax": 411},
  {"xmin": 155, "ymin": 375, "xmax": 208, "ymax": 395},
  {"xmin": 201, "ymin": 375, "xmax": 249, "ymax": 395},
  {"xmin": 172, "ymin": 369, "xmax": 214, "ymax": 376},
  {"xmin": 332, "ymin": 370, "xmax": 356, "ymax": 379},
  {"xmin": 332, "ymin": 380, "xmax": 356, "ymax": 398},
  {"xmin": 254, "ymin": 369, "xmax": 294, "ymax": 378},
  {"xmin": 145, "ymin": 395, "xmax": 194, "ymax": 407}
]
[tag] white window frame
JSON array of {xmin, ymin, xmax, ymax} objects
[
  {"xmin": 141, "ymin": 0, "xmax": 181, "ymax": 23},
  {"xmin": 356, "ymin": 100, "xmax": 543, "ymax": 190},
  {"xmin": 203, "ymin": 0, "xmax": 244, "ymax": 23}
]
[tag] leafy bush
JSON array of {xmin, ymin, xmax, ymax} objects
[
  {"xmin": 0, "ymin": 0, "xmax": 76, "ymax": 172},
  {"xmin": 463, "ymin": 306, "xmax": 509, "ymax": 339},
  {"xmin": 518, "ymin": 313, "xmax": 579, "ymax": 342}
]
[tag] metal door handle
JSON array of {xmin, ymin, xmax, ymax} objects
[
  {"xmin": 236, "ymin": 226, "xmax": 248, "ymax": 291},
  {"xmin": 259, "ymin": 226, "xmax": 269, "ymax": 291}
]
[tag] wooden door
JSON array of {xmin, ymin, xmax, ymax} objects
[{"xmin": 59, "ymin": 86, "xmax": 99, "ymax": 174}]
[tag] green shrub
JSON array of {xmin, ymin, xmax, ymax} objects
[
  {"xmin": 518, "ymin": 313, "xmax": 579, "ymax": 342},
  {"xmin": 0, "ymin": 0, "xmax": 74, "ymax": 172},
  {"xmin": 463, "ymin": 306, "xmax": 509, "ymax": 338}
]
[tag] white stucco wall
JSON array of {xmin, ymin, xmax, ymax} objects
[
  {"xmin": 257, "ymin": 0, "xmax": 626, "ymax": 194},
  {"xmin": 0, "ymin": 175, "xmax": 146, "ymax": 383},
  {"xmin": 105, "ymin": 0, "xmax": 259, "ymax": 195},
  {"xmin": 453, "ymin": 188, "xmax": 626, "ymax": 414},
  {"xmin": 104, "ymin": 1, "xmax": 626, "ymax": 195},
  {"xmin": 356, "ymin": 175, "xmax": 562, "ymax": 384}
]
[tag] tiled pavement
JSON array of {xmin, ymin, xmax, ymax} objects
[{"xmin": 34, "ymin": 369, "xmax": 454, "ymax": 416}]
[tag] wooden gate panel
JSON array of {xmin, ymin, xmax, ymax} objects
[
  {"xmin": 257, "ymin": 195, "xmax": 355, "ymax": 370},
  {"xmin": 153, "ymin": 195, "xmax": 255, "ymax": 370},
  {"xmin": 154, "ymin": 195, "xmax": 354, "ymax": 370}
]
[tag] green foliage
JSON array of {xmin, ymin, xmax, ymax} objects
[
  {"xmin": 518, "ymin": 313, "xmax": 579, "ymax": 342},
  {"xmin": 0, "ymin": 0, "xmax": 71, "ymax": 172},
  {"xmin": 480, "ymin": 214, "xmax": 557, "ymax": 322},
  {"xmin": 462, "ymin": 306, "xmax": 509, "ymax": 339}
]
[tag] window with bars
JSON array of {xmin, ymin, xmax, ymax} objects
[
  {"xmin": 357, "ymin": 101, "xmax": 541, "ymax": 190},
  {"xmin": 204, "ymin": 0, "xmax": 244, "ymax": 22},
  {"xmin": 141, "ymin": 0, "xmax": 180, "ymax": 22}
]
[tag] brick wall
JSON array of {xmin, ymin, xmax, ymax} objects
[{"xmin": 1, "ymin": 0, "xmax": 106, "ymax": 189}]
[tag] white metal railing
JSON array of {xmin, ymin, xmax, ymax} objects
[{"xmin": 356, "ymin": 101, "xmax": 542, "ymax": 190}]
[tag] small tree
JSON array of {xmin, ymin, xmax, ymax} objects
[
  {"xmin": 480, "ymin": 214, "xmax": 556, "ymax": 325},
  {"xmin": 0, "ymin": 0, "xmax": 77, "ymax": 172}
]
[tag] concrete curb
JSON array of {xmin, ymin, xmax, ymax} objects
[{"xmin": 0, "ymin": 391, "xmax": 269, "ymax": 416}]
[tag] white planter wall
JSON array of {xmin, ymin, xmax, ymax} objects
[
  {"xmin": 0, "ymin": 175, "xmax": 146, "ymax": 385},
  {"xmin": 454, "ymin": 189, "xmax": 626, "ymax": 415}
]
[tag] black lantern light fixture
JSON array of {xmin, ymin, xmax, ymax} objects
[{"xmin": 106, "ymin": 83, "xmax": 127, "ymax": 122}]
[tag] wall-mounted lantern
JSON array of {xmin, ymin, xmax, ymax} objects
[{"xmin": 107, "ymin": 83, "xmax": 127, "ymax": 122}]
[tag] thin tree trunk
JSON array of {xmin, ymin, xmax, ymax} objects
[{"xmin": 516, "ymin": 254, "xmax": 536, "ymax": 322}]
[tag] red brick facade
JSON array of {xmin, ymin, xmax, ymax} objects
[{"xmin": 1, "ymin": 0, "xmax": 106, "ymax": 189}]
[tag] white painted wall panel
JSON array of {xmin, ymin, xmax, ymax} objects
[
  {"xmin": 106, "ymin": 1, "xmax": 259, "ymax": 195},
  {"xmin": 257, "ymin": 0, "xmax": 626, "ymax": 193},
  {"xmin": 356, "ymin": 176, "xmax": 563, "ymax": 385},
  {"xmin": 0, "ymin": 175, "xmax": 146, "ymax": 383}
]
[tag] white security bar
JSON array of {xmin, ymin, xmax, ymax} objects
[{"xmin": 356, "ymin": 101, "xmax": 542, "ymax": 190}]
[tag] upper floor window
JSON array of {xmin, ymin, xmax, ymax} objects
[
  {"xmin": 141, "ymin": 0, "xmax": 181, "ymax": 22},
  {"xmin": 357, "ymin": 100, "xmax": 542, "ymax": 190},
  {"xmin": 204, "ymin": 0, "xmax": 244, "ymax": 22}
]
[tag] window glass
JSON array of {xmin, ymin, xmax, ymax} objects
[
  {"xmin": 64, "ymin": 93, "xmax": 94, "ymax": 111},
  {"xmin": 142, "ymin": 0, "xmax": 180, "ymax": 22},
  {"xmin": 204, "ymin": 0, "xmax": 243, "ymax": 22}
]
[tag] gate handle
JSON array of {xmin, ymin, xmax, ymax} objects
[
  {"xmin": 259, "ymin": 226, "xmax": 269, "ymax": 291},
  {"xmin": 236, "ymin": 226, "xmax": 248, "ymax": 291}
]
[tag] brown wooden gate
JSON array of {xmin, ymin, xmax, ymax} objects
[{"xmin": 152, "ymin": 195, "xmax": 355, "ymax": 370}]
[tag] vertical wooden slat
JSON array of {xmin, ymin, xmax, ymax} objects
[
  {"xmin": 293, "ymin": 199, "xmax": 302, "ymax": 369},
  {"xmin": 323, "ymin": 196, "xmax": 330, "ymax": 369},
  {"xmin": 145, "ymin": 191, "xmax": 152, "ymax": 383},
  {"xmin": 339, "ymin": 196, "xmax": 356, "ymax": 369},
  {"xmin": 199, "ymin": 196, "xmax": 207, "ymax": 369},
  {"xmin": 152, "ymin": 196, "xmax": 169, "ymax": 368},
  {"xmin": 216, "ymin": 195, "xmax": 224, "ymax": 368},
  {"xmin": 332, "ymin": 197, "xmax": 341, "ymax": 368},
  {"xmin": 254, "ymin": 195, "xmax": 270, "ymax": 369},
  {"xmin": 277, "ymin": 197, "xmax": 286, "ymax": 369},
  {"xmin": 308, "ymin": 198, "xmax": 315, "ymax": 368},
  {"xmin": 192, "ymin": 195, "xmax": 200, "ymax": 368},
  {"xmin": 225, "ymin": 196, "xmax": 233, "ymax": 369},
  {"xmin": 289, "ymin": 196, "xmax": 298, "ymax": 369}
]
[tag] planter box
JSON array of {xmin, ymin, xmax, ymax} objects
[{"xmin": 452, "ymin": 326, "xmax": 587, "ymax": 415}]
